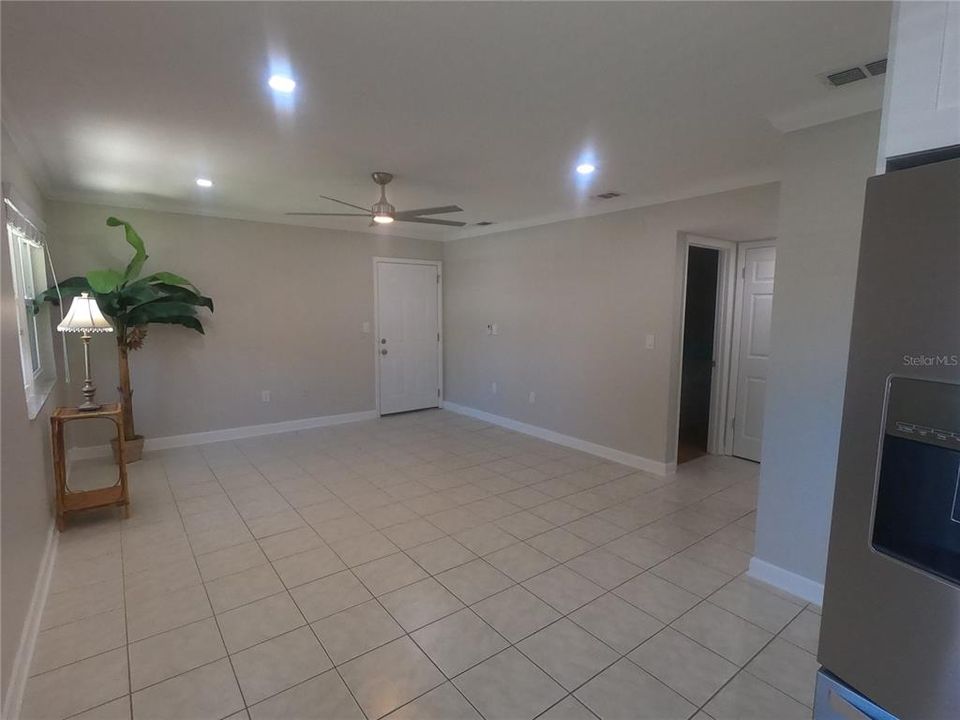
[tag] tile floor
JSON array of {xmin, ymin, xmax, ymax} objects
[{"xmin": 23, "ymin": 409, "xmax": 820, "ymax": 720}]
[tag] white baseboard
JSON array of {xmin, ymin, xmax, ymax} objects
[
  {"xmin": 748, "ymin": 556, "xmax": 824, "ymax": 606},
  {"xmin": 443, "ymin": 401, "xmax": 674, "ymax": 477},
  {"xmin": 68, "ymin": 409, "xmax": 380, "ymax": 462},
  {"xmin": 2, "ymin": 521, "xmax": 58, "ymax": 720}
]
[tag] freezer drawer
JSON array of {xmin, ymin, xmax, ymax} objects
[{"xmin": 814, "ymin": 671, "xmax": 898, "ymax": 720}]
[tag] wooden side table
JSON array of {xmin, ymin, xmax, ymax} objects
[{"xmin": 51, "ymin": 403, "xmax": 130, "ymax": 530}]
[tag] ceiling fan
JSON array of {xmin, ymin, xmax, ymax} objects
[{"xmin": 287, "ymin": 172, "xmax": 466, "ymax": 227}]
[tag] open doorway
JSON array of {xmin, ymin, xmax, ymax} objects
[
  {"xmin": 678, "ymin": 246, "xmax": 721, "ymax": 463},
  {"xmin": 673, "ymin": 235, "xmax": 776, "ymax": 467}
]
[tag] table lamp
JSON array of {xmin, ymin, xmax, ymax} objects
[{"xmin": 57, "ymin": 292, "xmax": 114, "ymax": 411}]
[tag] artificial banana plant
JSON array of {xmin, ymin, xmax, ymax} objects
[{"xmin": 39, "ymin": 217, "xmax": 213, "ymax": 444}]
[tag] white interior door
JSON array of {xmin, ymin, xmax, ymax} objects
[
  {"xmin": 732, "ymin": 244, "xmax": 776, "ymax": 461},
  {"xmin": 377, "ymin": 261, "xmax": 441, "ymax": 415}
]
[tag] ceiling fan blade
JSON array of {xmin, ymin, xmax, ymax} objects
[
  {"xmin": 285, "ymin": 212, "xmax": 371, "ymax": 217},
  {"xmin": 317, "ymin": 194, "xmax": 372, "ymax": 212},
  {"xmin": 397, "ymin": 217, "xmax": 467, "ymax": 227},
  {"xmin": 394, "ymin": 205, "xmax": 463, "ymax": 217}
]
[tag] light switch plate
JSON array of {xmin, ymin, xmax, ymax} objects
[{"xmin": 645, "ymin": 334, "xmax": 655, "ymax": 349}]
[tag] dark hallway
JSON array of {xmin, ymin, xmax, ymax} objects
[{"xmin": 678, "ymin": 246, "xmax": 720, "ymax": 463}]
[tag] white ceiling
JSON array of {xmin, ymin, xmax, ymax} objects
[{"xmin": 1, "ymin": 2, "xmax": 890, "ymax": 241}]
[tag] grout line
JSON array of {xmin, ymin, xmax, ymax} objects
[{"xmin": 691, "ymin": 602, "xmax": 808, "ymax": 714}]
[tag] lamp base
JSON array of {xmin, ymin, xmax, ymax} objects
[{"xmin": 77, "ymin": 399, "xmax": 102, "ymax": 412}]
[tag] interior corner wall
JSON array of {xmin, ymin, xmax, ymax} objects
[
  {"xmin": 45, "ymin": 202, "xmax": 443, "ymax": 447},
  {"xmin": 1, "ymin": 125, "xmax": 61, "ymax": 707},
  {"xmin": 754, "ymin": 111, "xmax": 881, "ymax": 590},
  {"xmin": 442, "ymin": 184, "xmax": 780, "ymax": 466}
]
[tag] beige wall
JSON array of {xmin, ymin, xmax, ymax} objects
[
  {"xmin": 46, "ymin": 202, "xmax": 443, "ymax": 445},
  {"xmin": 1, "ymin": 126, "xmax": 62, "ymax": 706},
  {"xmin": 755, "ymin": 111, "xmax": 881, "ymax": 588},
  {"xmin": 442, "ymin": 184, "xmax": 780, "ymax": 464}
]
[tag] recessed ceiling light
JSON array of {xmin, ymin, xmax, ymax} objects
[
  {"xmin": 195, "ymin": 178, "xmax": 213, "ymax": 188},
  {"xmin": 268, "ymin": 74, "xmax": 296, "ymax": 93},
  {"xmin": 576, "ymin": 163, "xmax": 596, "ymax": 175}
]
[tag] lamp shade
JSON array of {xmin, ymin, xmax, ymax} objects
[{"xmin": 57, "ymin": 293, "xmax": 114, "ymax": 333}]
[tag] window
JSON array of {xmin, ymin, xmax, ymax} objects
[
  {"xmin": 15, "ymin": 228, "xmax": 42, "ymax": 374},
  {"xmin": 4, "ymin": 193, "xmax": 56, "ymax": 418}
]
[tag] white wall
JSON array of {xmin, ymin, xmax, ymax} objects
[
  {"xmin": 45, "ymin": 202, "xmax": 443, "ymax": 445},
  {"xmin": 442, "ymin": 184, "xmax": 780, "ymax": 467},
  {"xmin": 754, "ymin": 111, "xmax": 881, "ymax": 594},
  {"xmin": 0, "ymin": 125, "xmax": 62, "ymax": 708}
]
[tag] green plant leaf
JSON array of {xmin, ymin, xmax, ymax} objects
[
  {"xmin": 136, "ymin": 271, "xmax": 196, "ymax": 289},
  {"xmin": 36, "ymin": 276, "xmax": 92, "ymax": 306},
  {"xmin": 140, "ymin": 283, "xmax": 214, "ymax": 311},
  {"xmin": 97, "ymin": 292, "xmax": 122, "ymax": 319},
  {"xmin": 86, "ymin": 269, "xmax": 124, "ymax": 294},
  {"xmin": 107, "ymin": 217, "xmax": 149, "ymax": 282},
  {"xmin": 136, "ymin": 314, "xmax": 205, "ymax": 334},
  {"xmin": 125, "ymin": 300, "xmax": 199, "ymax": 326}
]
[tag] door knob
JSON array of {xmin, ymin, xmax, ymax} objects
[
  {"xmin": 380, "ymin": 349, "xmax": 388, "ymax": 356},
  {"xmin": 380, "ymin": 338, "xmax": 387, "ymax": 344}
]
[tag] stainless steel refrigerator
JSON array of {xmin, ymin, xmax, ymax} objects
[{"xmin": 815, "ymin": 157, "xmax": 960, "ymax": 720}]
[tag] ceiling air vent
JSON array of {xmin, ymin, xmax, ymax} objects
[
  {"xmin": 594, "ymin": 191, "xmax": 623, "ymax": 200},
  {"xmin": 824, "ymin": 58, "xmax": 887, "ymax": 87},
  {"xmin": 474, "ymin": 221, "xmax": 495, "ymax": 226},
  {"xmin": 827, "ymin": 66, "xmax": 867, "ymax": 86},
  {"xmin": 865, "ymin": 59, "xmax": 887, "ymax": 77}
]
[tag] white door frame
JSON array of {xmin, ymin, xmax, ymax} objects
[
  {"xmin": 372, "ymin": 257, "xmax": 443, "ymax": 416},
  {"xmin": 724, "ymin": 239, "xmax": 776, "ymax": 456},
  {"xmin": 673, "ymin": 234, "xmax": 737, "ymax": 462}
]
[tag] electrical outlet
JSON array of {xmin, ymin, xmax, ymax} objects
[
  {"xmin": 645, "ymin": 334, "xmax": 655, "ymax": 349},
  {"xmin": 261, "ymin": 390, "xmax": 271, "ymax": 403},
  {"xmin": 362, "ymin": 321, "xmax": 371, "ymax": 334},
  {"xmin": 492, "ymin": 381, "xmax": 498, "ymax": 394},
  {"xmin": 528, "ymin": 391, "xmax": 536, "ymax": 404},
  {"xmin": 491, "ymin": 323, "xmax": 499, "ymax": 336}
]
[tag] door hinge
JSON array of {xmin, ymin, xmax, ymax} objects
[
  {"xmin": 437, "ymin": 332, "xmax": 440, "ymax": 342},
  {"xmin": 437, "ymin": 388, "xmax": 441, "ymax": 397},
  {"xmin": 437, "ymin": 274, "xmax": 440, "ymax": 284},
  {"xmin": 741, "ymin": 267, "xmax": 746, "ymax": 279}
]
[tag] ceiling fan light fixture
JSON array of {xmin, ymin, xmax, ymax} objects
[
  {"xmin": 371, "ymin": 194, "xmax": 395, "ymax": 224},
  {"xmin": 288, "ymin": 171, "xmax": 466, "ymax": 227}
]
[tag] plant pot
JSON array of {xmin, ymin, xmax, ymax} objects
[{"xmin": 112, "ymin": 434, "xmax": 144, "ymax": 464}]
